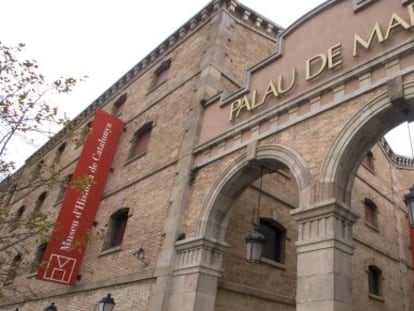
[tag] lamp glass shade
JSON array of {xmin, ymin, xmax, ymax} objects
[
  {"xmin": 44, "ymin": 303, "xmax": 57, "ymax": 311},
  {"xmin": 404, "ymin": 189, "xmax": 414, "ymax": 227},
  {"xmin": 98, "ymin": 294, "xmax": 115, "ymax": 311},
  {"xmin": 245, "ymin": 227, "xmax": 265, "ymax": 262}
]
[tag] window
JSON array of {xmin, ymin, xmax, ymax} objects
[
  {"xmin": 259, "ymin": 218, "xmax": 286, "ymax": 263},
  {"xmin": 56, "ymin": 174, "xmax": 72, "ymax": 202},
  {"xmin": 30, "ymin": 243, "xmax": 47, "ymax": 273},
  {"xmin": 31, "ymin": 160, "xmax": 44, "ymax": 181},
  {"xmin": 4, "ymin": 253, "xmax": 22, "ymax": 285},
  {"xmin": 364, "ymin": 198, "xmax": 378, "ymax": 228},
  {"xmin": 102, "ymin": 208, "xmax": 129, "ymax": 251},
  {"xmin": 33, "ymin": 192, "xmax": 47, "ymax": 214},
  {"xmin": 112, "ymin": 93, "xmax": 127, "ymax": 116},
  {"xmin": 2, "ymin": 184, "xmax": 17, "ymax": 208},
  {"xmin": 128, "ymin": 122, "xmax": 153, "ymax": 160},
  {"xmin": 80, "ymin": 121, "xmax": 93, "ymax": 143},
  {"xmin": 362, "ymin": 151, "xmax": 375, "ymax": 172},
  {"xmin": 54, "ymin": 142, "xmax": 66, "ymax": 163},
  {"xmin": 151, "ymin": 59, "xmax": 171, "ymax": 89},
  {"xmin": 10, "ymin": 205, "xmax": 26, "ymax": 231},
  {"xmin": 368, "ymin": 265, "xmax": 382, "ymax": 297}
]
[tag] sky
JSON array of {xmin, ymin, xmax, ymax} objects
[{"xmin": 1, "ymin": 0, "xmax": 413, "ymax": 166}]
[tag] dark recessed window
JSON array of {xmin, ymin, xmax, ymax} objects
[
  {"xmin": 33, "ymin": 192, "xmax": 47, "ymax": 214},
  {"xmin": 112, "ymin": 93, "xmax": 127, "ymax": 116},
  {"xmin": 362, "ymin": 151, "xmax": 375, "ymax": 172},
  {"xmin": 151, "ymin": 59, "xmax": 171, "ymax": 89},
  {"xmin": 10, "ymin": 205, "xmax": 26, "ymax": 231},
  {"xmin": 259, "ymin": 218, "xmax": 286, "ymax": 263},
  {"xmin": 128, "ymin": 122, "xmax": 153, "ymax": 160},
  {"xmin": 4, "ymin": 253, "xmax": 22, "ymax": 285},
  {"xmin": 368, "ymin": 265, "xmax": 382, "ymax": 297},
  {"xmin": 364, "ymin": 198, "xmax": 378, "ymax": 229},
  {"xmin": 30, "ymin": 243, "xmax": 47, "ymax": 273},
  {"xmin": 54, "ymin": 142, "xmax": 66, "ymax": 163},
  {"xmin": 31, "ymin": 160, "xmax": 44, "ymax": 181},
  {"xmin": 56, "ymin": 174, "xmax": 72, "ymax": 203},
  {"xmin": 2, "ymin": 184, "xmax": 17, "ymax": 208},
  {"xmin": 102, "ymin": 208, "xmax": 129, "ymax": 250},
  {"xmin": 80, "ymin": 121, "xmax": 93, "ymax": 143}
]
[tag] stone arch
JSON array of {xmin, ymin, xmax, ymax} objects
[
  {"xmin": 318, "ymin": 78, "xmax": 414, "ymax": 206},
  {"xmin": 196, "ymin": 144, "xmax": 311, "ymax": 242}
]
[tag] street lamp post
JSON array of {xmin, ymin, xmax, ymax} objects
[{"xmin": 98, "ymin": 294, "xmax": 115, "ymax": 311}]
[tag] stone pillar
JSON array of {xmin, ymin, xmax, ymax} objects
[
  {"xmin": 291, "ymin": 200, "xmax": 359, "ymax": 311},
  {"xmin": 167, "ymin": 237, "xmax": 226, "ymax": 311}
]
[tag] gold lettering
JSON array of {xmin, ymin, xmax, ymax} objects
[
  {"xmin": 229, "ymin": 95, "xmax": 252, "ymax": 121},
  {"xmin": 250, "ymin": 90, "xmax": 262, "ymax": 109},
  {"xmin": 327, "ymin": 43, "xmax": 342, "ymax": 69},
  {"xmin": 238, "ymin": 96, "xmax": 252, "ymax": 113},
  {"xmin": 229, "ymin": 99, "xmax": 241, "ymax": 121},
  {"xmin": 277, "ymin": 68, "xmax": 296, "ymax": 94},
  {"xmin": 353, "ymin": 22, "xmax": 384, "ymax": 56},
  {"xmin": 385, "ymin": 13, "xmax": 411, "ymax": 40},
  {"xmin": 306, "ymin": 53, "xmax": 327, "ymax": 80},
  {"xmin": 260, "ymin": 80, "xmax": 279, "ymax": 105}
]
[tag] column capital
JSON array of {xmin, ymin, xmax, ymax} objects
[
  {"xmin": 174, "ymin": 237, "xmax": 228, "ymax": 277},
  {"xmin": 291, "ymin": 199, "xmax": 360, "ymax": 254}
]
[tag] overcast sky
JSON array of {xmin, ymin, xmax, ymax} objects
[{"xmin": 1, "ymin": 0, "xmax": 412, "ymax": 165}]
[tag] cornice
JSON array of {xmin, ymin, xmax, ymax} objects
[
  {"xmin": 21, "ymin": 0, "xmax": 283, "ymax": 170},
  {"xmin": 378, "ymin": 137, "xmax": 414, "ymax": 169}
]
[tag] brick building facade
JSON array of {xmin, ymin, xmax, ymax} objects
[{"xmin": 0, "ymin": 0, "xmax": 413, "ymax": 310}]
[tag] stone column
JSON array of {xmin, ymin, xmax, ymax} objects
[
  {"xmin": 167, "ymin": 237, "xmax": 226, "ymax": 311},
  {"xmin": 291, "ymin": 200, "xmax": 359, "ymax": 311}
]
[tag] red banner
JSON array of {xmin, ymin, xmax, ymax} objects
[{"xmin": 37, "ymin": 110, "xmax": 123, "ymax": 285}]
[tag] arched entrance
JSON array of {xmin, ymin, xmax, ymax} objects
[
  {"xmin": 168, "ymin": 1, "xmax": 414, "ymax": 311},
  {"xmin": 170, "ymin": 145, "xmax": 310, "ymax": 311}
]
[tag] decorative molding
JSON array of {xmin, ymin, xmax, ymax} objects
[
  {"xmin": 292, "ymin": 199, "xmax": 359, "ymax": 254},
  {"xmin": 402, "ymin": 0, "xmax": 414, "ymax": 5},
  {"xmin": 378, "ymin": 137, "xmax": 414, "ymax": 169},
  {"xmin": 174, "ymin": 237, "xmax": 227, "ymax": 277},
  {"xmin": 353, "ymin": 0, "xmax": 379, "ymax": 13},
  {"xmin": 218, "ymin": 280, "xmax": 295, "ymax": 306},
  {"xmin": 19, "ymin": 0, "xmax": 283, "ymax": 170}
]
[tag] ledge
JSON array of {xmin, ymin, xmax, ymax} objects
[{"xmin": 218, "ymin": 279, "xmax": 295, "ymax": 306}]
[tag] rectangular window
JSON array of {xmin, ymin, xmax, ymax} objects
[
  {"xmin": 128, "ymin": 122, "xmax": 153, "ymax": 160},
  {"xmin": 151, "ymin": 59, "xmax": 171, "ymax": 90},
  {"xmin": 364, "ymin": 198, "xmax": 378, "ymax": 229},
  {"xmin": 368, "ymin": 265, "xmax": 382, "ymax": 297}
]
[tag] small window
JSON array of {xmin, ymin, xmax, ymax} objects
[
  {"xmin": 128, "ymin": 122, "xmax": 153, "ymax": 160},
  {"xmin": 54, "ymin": 142, "xmax": 66, "ymax": 163},
  {"xmin": 30, "ymin": 243, "xmax": 47, "ymax": 273},
  {"xmin": 33, "ymin": 192, "xmax": 47, "ymax": 214},
  {"xmin": 362, "ymin": 151, "xmax": 375, "ymax": 172},
  {"xmin": 31, "ymin": 160, "xmax": 44, "ymax": 181},
  {"xmin": 4, "ymin": 253, "xmax": 22, "ymax": 285},
  {"xmin": 368, "ymin": 265, "xmax": 382, "ymax": 297},
  {"xmin": 80, "ymin": 121, "xmax": 93, "ymax": 143},
  {"xmin": 151, "ymin": 59, "xmax": 171, "ymax": 89},
  {"xmin": 112, "ymin": 93, "xmax": 127, "ymax": 116},
  {"xmin": 259, "ymin": 218, "xmax": 286, "ymax": 263},
  {"xmin": 102, "ymin": 208, "xmax": 129, "ymax": 251},
  {"xmin": 10, "ymin": 205, "xmax": 26, "ymax": 231},
  {"xmin": 364, "ymin": 198, "xmax": 378, "ymax": 228},
  {"xmin": 2, "ymin": 184, "xmax": 17, "ymax": 208},
  {"xmin": 56, "ymin": 174, "xmax": 72, "ymax": 203}
]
